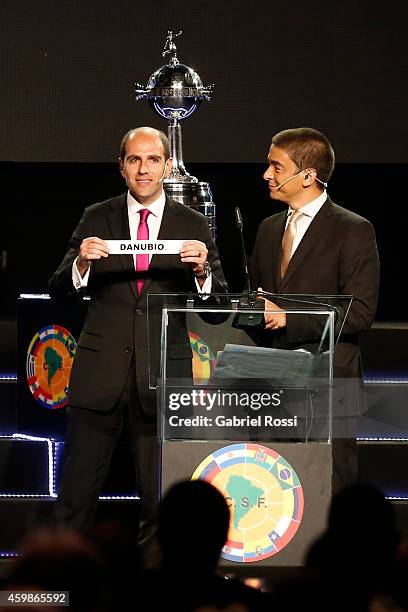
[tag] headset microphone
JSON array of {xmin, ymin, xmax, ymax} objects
[
  {"xmin": 158, "ymin": 160, "xmax": 168, "ymax": 183},
  {"xmin": 275, "ymin": 170, "xmax": 303, "ymax": 190},
  {"xmin": 274, "ymin": 170, "xmax": 328, "ymax": 190}
]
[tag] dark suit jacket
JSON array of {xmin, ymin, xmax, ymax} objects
[
  {"xmin": 49, "ymin": 193, "xmax": 227, "ymax": 416},
  {"xmin": 249, "ymin": 197, "xmax": 380, "ymax": 414}
]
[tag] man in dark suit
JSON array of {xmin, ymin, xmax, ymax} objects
[
  {"xmin": 49, "ymin": 127, "xmax": 227, "ymax": 531},
  {"xmin": 249, "ymin": 127, "xmax": 380, "ymax": 490}
]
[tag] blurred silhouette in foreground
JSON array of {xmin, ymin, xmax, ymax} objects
[
  {"xmin": 140, "ymin": 479, "xmax": 267, "ymax": 611},
  {"xmin": 5, "ymin": 528, "xmax": 107, "ymax": 611},
  {"xmin": 270, "ymin": 483, "xmax": 402, "ymax": 612}
]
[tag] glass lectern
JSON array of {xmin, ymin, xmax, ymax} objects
[{"xmin": 148, "ymin": 293, "xmax": 352, "ymax": 567}]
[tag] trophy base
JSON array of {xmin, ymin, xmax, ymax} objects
[{"xmin": 164, "ymin": 181, "xmax": 216, "ymax": 237}]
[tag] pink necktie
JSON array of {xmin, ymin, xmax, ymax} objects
[{"xmin": 136, "ymin": 208, "xmax": 150, "ymax": 295}]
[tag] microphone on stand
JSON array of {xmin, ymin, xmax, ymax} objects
[
  {"xmin": 234, "ymin": 207, "xmax": 256, "ymax": 306},
  {"xmin": 234, "ymin": 207, "xmax": 264, "ymax": 327}
]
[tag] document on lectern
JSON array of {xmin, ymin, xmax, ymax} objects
[{"xmin": 212, "ymin": 343, "xmax": 318, "ymax": 385}]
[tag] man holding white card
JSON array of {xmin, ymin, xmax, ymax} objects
[{"xmin": 49, "ymin": 127, "xmax": 227, "ymax": 535}]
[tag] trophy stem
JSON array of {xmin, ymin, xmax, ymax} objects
[{"xmin": 167, "ymin": 118, "xmax": 197, "ymax": 183}]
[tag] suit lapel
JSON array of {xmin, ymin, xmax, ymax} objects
[
  {"xmin": 280, "ymin": 198, "xmax": 333, "ymax": 290},
  {"xmin": 156, "ymin": 196, "xmax": 180, "ymax": 240},
  {"xmin": 106, "ymin": 193, "xmax": 139, "ymax": 301},
  {"xmin": 273, "ymin": 213, "xmax": 287, "ymax": 290}
]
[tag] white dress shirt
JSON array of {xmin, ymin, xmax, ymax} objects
[
  {"xmin": 72, "ymin": 190, "xmax": 212, "ymax": 293},
  {"xmin": 285, "ymin": 190, "xmax": 327, "ymax": 257}
]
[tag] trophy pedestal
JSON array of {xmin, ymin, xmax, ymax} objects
[{"xmin": 165, "ymin": 181, "xmax": 216, "ymax": 237}]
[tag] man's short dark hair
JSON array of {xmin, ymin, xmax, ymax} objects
[
  {"xmin": 119, "ymin": 127, "xmax": 170, "ymax": 160},
  {"xmin": 272, "ymin": 127, "xmax": 335, "ymax": 184}
]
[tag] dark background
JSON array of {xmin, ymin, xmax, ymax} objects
[
  {"xmin": 1, "ymin": 0, "xmax": 407, "ymax": 321},
  {"xmin": 1, "ymin": 0, "xmax": 407, "ymax": 163}
]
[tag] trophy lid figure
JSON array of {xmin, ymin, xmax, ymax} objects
[{"xmin": 162, "ymin": 29, "xmax": 182, "ymax": 66}]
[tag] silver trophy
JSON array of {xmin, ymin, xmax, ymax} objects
[{"xmin": 135, "ymin": 30, "xmax": 216, "ymax": 235}]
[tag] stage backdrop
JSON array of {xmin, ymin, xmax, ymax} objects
[{"xmin": 1, "ymin": 0, "xmax": 407, "ymax": 164}]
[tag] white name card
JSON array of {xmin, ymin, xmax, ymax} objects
[{"xmin": 106, "ymin": 240, "xmax": 186, "ymax": 255}]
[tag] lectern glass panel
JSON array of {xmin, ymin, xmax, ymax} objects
[{"xmin": 147, "ymin": 294, "xmax": 345, "ymax": 444}]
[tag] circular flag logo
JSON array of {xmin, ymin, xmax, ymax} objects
[
  {"xmin": 192, "ymin": 443, "xmax": 304, "ymax": 563},
  {"xmin": 26, "ymin": 324, "xmax": 77, "ymax": 410},
  {"xmin": 189, "ymin": 331, "xmax": 216, "ymax": 382}
]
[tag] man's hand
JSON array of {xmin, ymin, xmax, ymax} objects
[
  {"xmin": 77, "ymin": 237, "xmax": 110, "ymax": 277},
  {"xmin": 257, "ymin": 287, "xmax": 287, "ymax": 330},
  {"xmin": 180, "ymin": 240, "xmax": 209, "ymax": 286}
]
